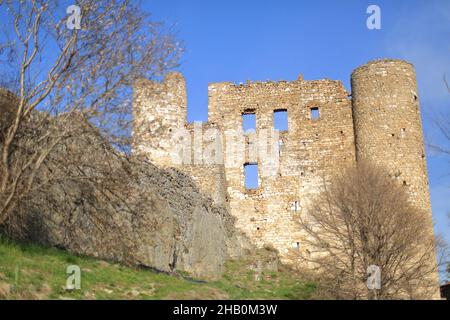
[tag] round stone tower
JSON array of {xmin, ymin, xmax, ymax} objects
[
  {"xmin": 351, "ymin": 59, "xmax": 432, "ymax": 215},
  {"xmin": 351, "ymin": 59, "xmax": 440, "ymax": 298}
]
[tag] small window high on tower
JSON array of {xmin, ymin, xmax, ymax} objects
[{"xmin": 310, "ymin": 107, "xmax": 320, "ymax": 120}]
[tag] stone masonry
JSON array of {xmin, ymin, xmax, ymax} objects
[{"xmin": 132, "ymin": 59, "xmax": 436, "ymax": 269}]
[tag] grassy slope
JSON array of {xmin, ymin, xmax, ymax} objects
[{"xmin": 0, "ymin": 237, "xmax": 316, "ymax": 300}]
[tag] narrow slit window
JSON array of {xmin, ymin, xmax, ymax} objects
[
  {"xmin": 291, "ymin": 201, "xmax": 300, "ymax": 212},
  {"xmin": 244, "ymin": 163, "xmax": 259, "ymax": 189},
  {"xmin": 273, "ymin": 109, "xmax": 288, "ymax": 131},
  {"xmin": 310, "ymin": 107, "xmax": 320, "ymax": 120},
  {"xmin": 401, "ymin": 128, "xmax": 406, "ymax": 138},
  {"xmin": 242, "ymin": 112, "xmax": 256, "ymax": 133}
]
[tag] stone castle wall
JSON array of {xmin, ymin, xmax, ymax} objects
[
  {"xmin": 132, "ymin": 59, "xmax": 435, "ymax": 265},
  {"xmin": 351, "ymin": 60, "xmax": 432, "ymax": 217},
  {"xmin": 207, "ymin": 77, "xmax": 355, "ymax": 256},
  {"xmin": 132, "ymin": 73, "xmax": 187, "ymax": 166},
  {"xmin": 351, "ymin": 60, "xmax": 440, "ymax": 294}
]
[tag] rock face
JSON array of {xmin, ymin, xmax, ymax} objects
[
  {"xmin": 0, "ymin": 88, "xmax": 18, "ymax": 140},
  {"xmin": 5, "ymin": 114, "xmax": 249, "ymax": 280}
]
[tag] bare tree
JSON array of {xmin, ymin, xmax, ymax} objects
[
  {"xmin": 430, "ymin": 78, "xmax": 450, "ymax": 283},
  {"xmin": 435, "ymin": 234, "xmax": 450, "ymax": 285},
  {"xmin": 447, "ymin": 263, "xmax": 450, "ymax": 282},
  {"xmin": 0, "ymin": 0, "xmax": 182, "ymax": 225},
  {"xmin": 297, "ymin": 161, "xmax": 440, "ymax": 299},
  {"xmin": 447, "ymin": 212, "xmax": 450, "ymax": 282}
]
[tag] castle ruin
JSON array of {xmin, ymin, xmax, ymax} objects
[{"xmin": 132, "ymin": 59, "xmax": 435, "ymax": 266}]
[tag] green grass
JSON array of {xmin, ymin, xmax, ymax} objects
[{"xmin": 0, "ymin": 236, "xmax": 316, "ymax": 300}]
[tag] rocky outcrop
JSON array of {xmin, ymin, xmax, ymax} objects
[
  {"xmin": 0, "ymin": 88, "xmax": 18, "ymax": 140},
  {"xmin": 5, "ymin": 114, "xmax": 250, "ymax": 280}
]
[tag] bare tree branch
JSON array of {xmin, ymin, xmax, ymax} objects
[
  {"xmin": 0, "ymin": 0, "xmax": 182, "ymax": 225},
  {"xmin": 296, "ymin": 161, "xmax": 440, "ymax": 299}
]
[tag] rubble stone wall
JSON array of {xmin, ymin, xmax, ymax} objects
[
  {"xmin": 207, "ymin": 78, "xmax": 355, "ymax": 259},
  {"xmin": 351, "ymin": 59, "xmax": 431, "ymax": 217},
  {"xmin": 132, "ymin": 59, "xmax": 436, "ymax": 272}
]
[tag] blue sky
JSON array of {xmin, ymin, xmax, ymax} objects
[{"xmin": 144, "ymin": 0, "xmax": 450, "ymax": 263}]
